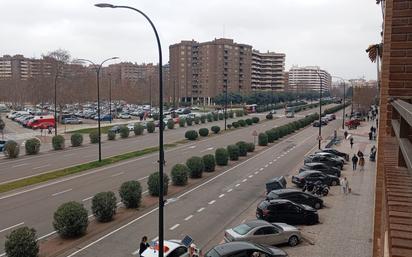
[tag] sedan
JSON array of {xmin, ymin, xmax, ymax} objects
[
  {"xmin": 299, "ymin": 162, "xmax": 341, "ymax": 177},
  {"xmin": 205, "ymin": 242, "xmax": 287, "ymax": 257},
  {"xmin": 266, "ymin": 189, "xmax": 323, "ymax": 209},
  {"xmin": 224, "ymin": 219, "xmax": 301, "ymax": 247},
  {"xmin": 118, "ymin": 113, "xmax": 131, "ymax": 119},
  {"xmin": 314, "ymin": 152, "xmax": 345, "ymax": 163},
  {"xmin": 304, "ymin": 155, "xmax": 343, "ymax": 170},
  {"xmin": 292, "ymin": 170, "xmax": 340, "ymax": 187},
  {"xmin": 316, "ymin": 148, "xmax": 349, "ymax": 161}
]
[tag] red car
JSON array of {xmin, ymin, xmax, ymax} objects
[{"xmin": 345, "ymin": 119, "xmax": 360, "ymax": 128}]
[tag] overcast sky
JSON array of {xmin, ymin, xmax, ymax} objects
[{"xmin": 1, "ymin": 0, "xmax": 382, "ymax": 80}]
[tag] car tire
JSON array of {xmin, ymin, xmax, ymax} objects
[
  {"xmin": 288, "ymin": 236, "xmax": 299, "ymax": 247},
  {"xmin": 314, "ymin": 202, "xmax": 322, "ymax": 209},
  {"xmin": 331, "ymin": 180, "xmax": 338, "ymax": 186}
]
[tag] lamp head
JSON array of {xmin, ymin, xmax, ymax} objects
[{"xmin": 95, "ymin": 3, "xmax": 115, "ymax": 8}]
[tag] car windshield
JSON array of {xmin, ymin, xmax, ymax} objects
[
  {"xmin": 205, "ymin": 249, "xmax": 220, "ymax": 257},
  {"xmin": 267, "ymin": 192, "xmax": 279, "ymax": 199},
  {"xmin": 233, "ymin": 224, "xmax": 252, "ymax": 235}
]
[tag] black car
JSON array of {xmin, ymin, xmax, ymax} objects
[
  {"xmin": 205, "ymin": 241, "xmax": 288, "ymax": 257},
  {"xmin": 0, "ymin": 140, "xmax": 6, "ymax": 152},
  {"xmin": 266, "ymin": 189, "xmax": 323, "ymax": 209},
  {"xmin": 108, "ymin": 125, "xmax": 121, "ymax": 133},
  {"xmin": 292, "ymin": 170, "xmax": 340, "ymax": 187},
  {"xmin": 316, "ymin": 148, "xmax": 349, "ymax": 161},
  {"xmin": 312, "ymin": 120, "xmax": 327, "ymax": 127},
  {"xmin": 256, "ymin": 199, "xmax": 319, "ymax": 225},
  {"xmin": 304, "ymin": 155, "xmax": 343, "ymax": 170},
  {"xmin": 300, "ymin": 162, "xmax": 341, "ymax": 177}
]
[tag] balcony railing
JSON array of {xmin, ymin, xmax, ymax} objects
[{"xmin": 391, "ymin": 99, "xmax": 412, "ymax": 171}]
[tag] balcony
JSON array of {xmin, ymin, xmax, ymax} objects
[{"xmin": 391, "ymin": 99, "xmax": 412, "ymax": 170}]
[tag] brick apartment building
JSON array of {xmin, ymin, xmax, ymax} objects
[
  {"xmin": 373, "ymin": 0, "xmax": 412, "ymax": 257},
  {"xmin": 0, "ymin": 54, "xmax": 53, "ymax": 80}
]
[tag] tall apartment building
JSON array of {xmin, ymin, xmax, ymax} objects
[
  {"xmin": 0, "ymin": 55, "xmax": 52, "ymax": 80},
  {"xmin": 288, "ymin": 66, "xmax": 331, "ymax": 93},
  {"xmin": 251, "ymin": 50, "xmax": 285, "ymax": 91},
  {"xmin": 169, "ymin": 38, "xmax": 253, "ymax": 104}
]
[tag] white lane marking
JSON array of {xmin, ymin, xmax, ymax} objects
[
  {"xmin": 235, "ymin": 183, "xmax": 240, "ymax": 187},
  {"xmin": 138, "ymin": 175, "xmax": 149, "ymax": 181},
  {"xmin": 0, "ymin": 222, "xmax": 24, "ymax": 233},
  {"xmin": 64, "ymin": 153, "xmax": 75, "ymax": 157},
  {"xmin": 37, "ymin": 230, "xmax": 57, "ymax": 240},
  {"xmin": 273, "ymin": 159, "xmax": 277, "ymax": 161},
  {"xmin": 248, "ymin": 175, "xmax": 253, "ymax": 178},
  {"xmin": 254, "ymin": 171, "xmax": 259, "ymax": 175},
  {"xmin": 259, "ymin": 168, "xmax": 264, "ymax": 171},
  {"xmin": 52, "ymin": 188, "xmax": 72, "ymax": 197},
  {"xmin": 170, "ymin": 224, "xmax": 180, "ymax": 230},
  {"xmin": 208, "ymin": 200, "xmax": 216, "ymax": 205},
  {"xmin": 242, "ymin": 179, "xmax": 247, "ymax": 182},
  {"xmin": 184, "ymin": 215, "xmax": 193, "ymax": 221},
  {"xmin": 142, "ymin": 190, "xmax": 149, "ymax": 194},
  {"xmin": 187, "ymin": 146, "xmax": 196, "ymax": 150},
  {"xmin": 269, "ymin": 162, "xmax": 273, "ymax": 164},
  {"xmin": 82, "ymin": 196, "xmax": 93, "ymax": 202},
  {"xmin": 12, "ymin": 163, "xmax": 28, "ymax": 168},
  {"xmin": 200, "ymin": 147, "xmax": 214, "ymax": 153},
  {"xmin": 111, "ymin": 172, "xmax": 124, "ymax": 177},
  {"xmin": 219, "ymin": 194, "xmax": 225, "ymax": 198},
  {"xmin": 264, "ymin": 164, "xmax": 268, "ymax": 168},
  {"xmin": 227, "ymin": 189, "xmax": 233, "ymax": 192},
  {"xmin": 197, "ymin": 207, "xmax": 205, "ymax": 212},
  {"xmin": 32, "ymin": 164, "xmax": 50, "ymax": 170}
]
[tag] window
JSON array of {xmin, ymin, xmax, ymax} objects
[
  {"xmin": 168, "ymin": 246, "xmax": 188, "ymax": 257},
  {"xmin": 233, "ymin": 224, "xmax": 252, "ymax": 235}
]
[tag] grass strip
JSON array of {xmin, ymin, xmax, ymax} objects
[{"xmin": 0, "ymin": 143, "xmax": 177, "ymax": 194}]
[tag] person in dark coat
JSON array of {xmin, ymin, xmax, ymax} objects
[
  {"xmin": 350, "ymin": 137, "xmax": 354, "ymax": 149},
  {"xmin": 139, "ymin": 236, "xmax": 150, "ymax": 256},
  {"xmin": 368, "ymin": 131, "xmax": 373, "ymax": 140},
  {"xmin": 352, "ymin": 154, "xmax": 359, "ymax": 171}
]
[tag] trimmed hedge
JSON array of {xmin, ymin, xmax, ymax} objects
[
  {"xmin": 4, "ymin": 140, "xmax": 20, "ymax": 158},
  {"xmin": 89, "ymin": 131, "xmax": 99, "ymax": 144},
  {"xmin": 265, "ymin": 129, "xmax": 277, "ymax": 143},
  {"xmin": 218, "ymin": 113, "xmax": 224, "ymax": 120},
  {"xmin": 211, "ymin": 126, "xmax": 220, "ymax": 134},
  {"xmin": 252, "ymin": 117, "xmax": 260, "ymax": 123},
  {"xmin": 92, "ymin": 191, "xmax": 117, "ymax": 222},
  {"xmin": 186, "ymin": 156, "xmax": 204, "ymax": 178},
  {"xmin": 245, "ymin": 119, "xmax": 253, "ymax": 126},
  {"xmin": 236, "ymin": 141, "xmax": 248, "ymax": 157},
  {"xmin": 258, "ymin": 133, "xmax": 268, "ymax": 146},
  {"xmin": 215, "ymin": 148, "xmax": 229, "ymax": 166},
  {"xmin": 134, "ymin": 124, "xmax": 144, "ymax": 135},
  {"xmin": 199, "ymin": 128, "xmax": 209, "ymax": 137},
  {"xmin": 167, "ymin": 119, "xmax": 175, "ymax": 129},
  {"xmin": 266, "ymin": 113, "xmax": 273, "ymax": 120},
  {"xmin": 238, "ymin": 119, "xmax": 247, "ymax": 127},
  {"xmin": 119, "ymin": 181, "xmax": 142, "ymax": 208},
  {"xmin": 194, "ymin": 116, "xmax": 200, "ymax": 124},
  {"xmin": 200, "ymin": 115, "xmax": 206, "ymax": 123},
  {"xmin": 119, "ymin": 126, "xmax": 130, "ymax": 138},
  {"xmin": 186, "ymin": 117, "xmax": 193, "ymax": 126},
  {"xmin": 207, "ymin": 114, "xmax": 213, "ymax": 122},
  {"xmin": 107, "ymin": 130, "xmax": 116, "ymax": 140},
  {"xmin": 146, "ymin": 122, "xmax": 155, "ymax": 133},
  {"xmin": 147, "ymin": 172, "xmax": 169, "ymax": 196},
  {"xmin": 71, "ymin": 133, "xmax": 83, "ymax": 147},
  {"xmin": 53, "ymin": 201, "xmax": 88, "ymax": 238},
  {"xmin": 179, "ymin": 118, "xmax": 186, "ymax": 127},
  {"xmin": 202, "ymin": 154, "xmax": 216, "ymax": 172},
  {"xmin": 232, "ymin": 122, "xmax": 240, "ymax": 128},
  {"xmin": 52, "ymin": 135, "xmax": 65, "ymax": 150},
  {"xmin": 185, "ymin": 130, "xmax": 198, "ymax": 140},
  {"xmin": 212, "ymin": 113, "xmax": 219, "ymax": 121},
  {"xmin": 25, "ymin": 138, "xmax": 41, "ymax": 155},
  {"xmin": 227, "ymin": 144, "xmax": 240, "ymax": 161},
  {"xmin": 171, "ymin": 164, "xmax": 189, "ymax": 186},
  {"xmin": 5, "ymin": 227, "xmax": 39, "ymax": 257},
  {"xmin": 246, "ymin": 142, "xmax": 255, "ymax": 152}
]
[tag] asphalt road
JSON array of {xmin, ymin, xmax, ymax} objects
[
  {"xmin": 58, "ymin": 111, "xmax": 343, "ymax": 257},
  {"xmin": 0, "ymin": 106, "xmax": 334, "ymax": 184}
]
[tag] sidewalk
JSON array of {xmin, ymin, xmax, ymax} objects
[{"xmin": 285, "ymin": 120, "xmax": 377, "ymax": 257}]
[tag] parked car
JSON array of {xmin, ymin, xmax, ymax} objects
[
  {"xmin": 266, "ymin": 189, "xmax": 323, "ymax": 209},
  {"xmin": 314, "ymin": 152, "xmax": 346, "ymax": 163},
  {"xmin": 224, "ymin": 219, "xmax": 301, "ymax": 247},
  {"xmin": 62, "ymin": 117, "xmax": 82, "ymax": 124},
  {"xmin": 292, "ymin": 170, "xmax": 340, "ymax": 187},
  {"xmin": 205, "ymin": 241, "xmax": 288, "ymax": 257},
  {"xmin": 256, "ymin": 199, "xmax": 319, "ymax": 225},
  {"xmin": 140, "ymin": 240, "xmax": 191, "ymax": 257},
  {"xmin": 312, "ymin": 119, "xmax": 327, "ymax": 127},
  {"xmin": 299, "ymin": 162, "xmax": 341, "ymax": 177},
  {"xmin": 345, "ymin": 119, "xmax": 360, "ymax": 128},
  {"xmin": 304, "ymin": 155, "xmax": 343, "ymax": 170},
  {"xmin": 109, "ymin": 125, "xmax": 121, "ymax": 133},
  {"xmin": 0, "ymin": 140, "xmax": 6, "ymax": 152},
  {"xmin": 316, "ymin": 148, "xmax": 349, "ymax": 161},
  {"xmin": 118, "ymin": 113, "xmax": 131, "ymax": 119}
]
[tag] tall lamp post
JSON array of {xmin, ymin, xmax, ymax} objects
[
  {"xmin": 332, "ymin": 76, "xmax": 347, "ymax": 129},
  {"xmin": 75, "ymin": 57, "xmax": 118, "ymax": 162},
  {"xmin": 109, "ymin": 73, "xmax": 112, "ymax": 124},
  {"xmin": 224, "ymin": 79, "xmax": 228, "ymax": 130},
  {"xmin": 314, "ymin": 69, "xmax": 323, "ymax": 149},
  {"xmin": 95, "ymin": 4, "xmax": 165, "ymax": 256}
]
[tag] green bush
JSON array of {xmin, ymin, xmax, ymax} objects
[
  {"xmin": 236, "ymin": 141, "xmax": 248, "ymax": 157},
  {"xmin": 53, "ymin": 201, "xmax": 88, "ymax": 238},
  {"xmin": 206, "ymin": 114, "xmax": 213, "ymax": 122},
  {"xmin": 215, "ymin": 148, "xmax": 229, "ymax": 166},
  {"xmin": 119, "ymin": 181, "xmax": 142, "ymax": 208},
  {"xmin": 258, "ymin": 133, "xmax": 268, "ymax": 146},
  {"xmin": 194, "ymin": 116, "xmax": 200, "ymax": 124},
  {"xmin": 238, "ymin": 119, "xmax": 247, "ymax": 127},
  {"xmin": 266, "ymin": 113, "xmax": 273, "ymax": 120},
  {"xmin": 146, "ymin": 121, "xmax": 155, "ymax": 133},
  {"xmin": 211, "ymin": 125, "xmax": 220, "ymax": 134},
  {"xmin": 3, "ymin": 140, "xmax": 20, "ymax": 158},
  {"xmin": 252, "ymin": 117, "xmax": 260, "ymax": 123},
  {"xmin": 171, "ymin": 164, "xmax": 189, "ymax": 186},
  {"xmin": 185, "ymin": 130, "xmax": 198, "ymax": 140},
  {"xmin": 235, "ymin": 110, "xmax": 244, "ymax": 117},
  {"xmin": 71, "ymin": 133, "xmax": 83, "ymax": 147},
  {"xmin": 92, "ymin": 191, "xmax": 117, "ymax": 222},
  {"xmin": 199, "ymin": 128, "xmax": 209, "ymax": 137},
  {"xmin": 232, "ymin": 121, "xmax": 240, "ymax": 128},
  {"xmin": 266, "ymin": 129, "xmax": 277, "ymax": 143},
  {"xmin": 166, "ymin": 119, "xmax": 174, "ymax": 130},
  {"xmin": 186, "ymin": 117, "xmax": 193, "ymax": 126},
  {"xmin": 186, "ymin": 156, "xmax": 204, "ymax": 178},
  {"xmin": 227, "ymin": 124, "xmax": 233, "ymax": 129},
  {"xmin": 25, "ymin": 138, "xmax": 40, "ymax": 155},
  {"xmin": 245, "ymin": 118, "xmax": 253, "ymax": 126},
  {"xmin": 5, "ymin": 227, "xmax": 39, "ymax": 257},
  {"xmin": 147, "ymin": 172, "xmax": 169, "ymax": 196},
  {"xmin": 227, "ymin": 144, "xmax": 240, "ymax": 161},
  {"xmin": 246, "ymin": 142, "xmax": 255, "ymax": 152},
  {"xmin": 218, "ymin": 113, "xmax": 224, "ymax": 120},
  {"xmin": 89, "ymin": 131, "xmax": 99, "ymax": 144},
  {"xmin": 202, "ymin": 154, "xmax": 216, "ymax": 172},
  {"xmin": 212, "ymin": 113, "xmax": 219, "ymax": 121},
  {"xmin": 179, "ymin": 118, "xmax": 186, "ymax": 127},
  {"xmin": 228, "ymin": 111, "xmax": 234, "ymax": 118},
  {"xmin": 200, "ymin": 115, "xmax": 206, "ymax": 123},
  {"xmin": 107, "ymin": 130, "xmax": 116, "ymax": 140},
  {"xmin": 119, "ymin": 126, "xmax": 130, "ymax": 138},
  {"xmin": 134, "ymin": 123, "xmax": 144, "ymax": 135},
  {"xmin": 52, "ymin": 135, "xmax": 65, "ymax": 150}
]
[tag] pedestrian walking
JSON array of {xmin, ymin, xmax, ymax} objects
[
  {"xmin": 368, "ymin": 131, "xmax": 373, "ymax": 140},
  {"xmin": 139, "ymin": 236, "xmax": 150, "ymax": 256},
  {"xmin": 359, "ymin": 156, "xmax": 365, "ymax": 171},
  {"xmin": 47, "ymin": 126, "xmax": 52, "ymax": 135},
  {"xmin": 350, "ymin": 137, "xmax": 354, "ymax": 149},
  {"xmin": 357, "ymin": 150, "xmax": 364, "ymax": 158},
  {"xmin": 371, "ymin": 145, "xmax": 376, "ymax": 155},
  {"xmin": 344, "ymin": 130, "xmax": 348, "ymax": 140},
  {"xmin": 352, "ymin": 154, "xmax": 359, "ymax": 171},
  {"xmin": 340, "ymin": 177, "xmax": 347, "ymax": 194}
]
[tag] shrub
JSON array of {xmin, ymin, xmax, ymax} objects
[
  {"xmin": 166, "ymin": 119, "xmax": 174, "ymax": 130},
  {"xmin": 266, "ymin": 113, "xmax": 273, "ymax": 120},
  {"xmin": 147, "ymin": 172, "xmax": 169, "ymax": 196},
  {"xmin": 211, "ymin": 125, "xmax": 220, "ymax": 134},
  {"xmin": 245, "ymin": 118, "xmax": 253, "ymax": 126},
  {"xmin": 266, "ymin": 129, "xmax": 277, "ymax": 143},
  {"xmin": 92, "ymin": 191, "xmax": 117, "ymax": 222},
  {"xmin": 227, "ymin": 144, "xmax": 240, "ymax": 161},
  {"xmin": 199, "ymin": 128, "xmax": 209, "ymax": 137},
  {"xmin": 200, "ymin": 115, "xmax": 206, "ymax": 123},
  {"xmin": 89, "ymin": 131, "xmax": 99, "ymax": 144},
  {"xmin": 171, "ymin": 164, "xmax": 189, "ymax": 186},
  {"xmin": 227, "ymin": 124, "xmax": 233, "ymax": 129},
  {"xmin": 179, "ymin": 118, "xmax": 186, "ymax": 127},
  {"xmin": 228, "ymin": 111, "xmax": 234, "ymax": 118},
  {"xmin": 5, "ymin": 227, "xmax": 39, "ymax": 257},
  {"xmin": 71, "ymin": 133, "xmax": 83, "ymax": 147},
  {"xmin": 108, "ymin": 130, "xmax": 116, "ymax": 140},
  {"xmin": 119, "ymin": 181, "xmax": 142, "ymax": 208},
  {"xmin": 53, "ymin": 201, "xmax": 88, "ymax": 238},
  {"xmin": 238, "ymin": 119, "xmax": 247, "ymax": 127},
  {"xmin": 185, "ymin": 130, "xmax": 198, "ymax": 140},
  {"xmin": 134, "ymin": 123, "xmax": 144, "ymax": 135},
  {"xmin": 232, "ymin": 121, "xmax": 240, "ymax": 128},
  {"xmin": 52, "ymin": 135, "xmax": 65, "ymax": 150},
  {"xmin": 194, "ymin": 116, "xmax": 200, "ymax": 124},
  {"xmin": 119, "ymin": 126, "xmax": 130, "ymax": 138},
  {"xmin": 146, "ymin": 121, "xmax": 155, "ymax": 133},
  {"xmin": 186, "ymin": 117, "xmax": 193, "ymax": 126},
  {"xmin": 252, "ymin": 117, "xmax": 260, "ymax": 123},
  {"xmin": 218, "ymin": 113, "xmax": 224, "ymax": 120},
  {"xmin": 258, "ymin": 133, "xmax": 268, "ymax": 146},
  {"xmin": 236, "ymin": 141, "xmax": 248, "ymax": 157},
  {"xmin": 212, "ymin": 113, "xmax": 219, "ymax": 121},
  {"xmin": 186, "ymin": 156, "xmax": 204, "ymax": 178},
  {"xmin": 246, "ymin": 142, "xmax": 255, "ymax": 152},
  {"xmin": 25, "ymin": 138, "xmax": 41, "ymax": 155},
  {"xmin": 206, "ymin": 114, "xmax": 213, "ymax": 122},
  {"xmin": 235, "ymin": 110, "xmax": 244, "ymax": 117},
  {"xmin": 203, "ymin": 154, "xmax": 216, "ymax": 172},
  {"xmin": 215, "ymin": 148, "xmax": 229, "ymax": 166}
]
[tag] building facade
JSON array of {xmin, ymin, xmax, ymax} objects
[
  {"xmin": 288, "ymin": 66, "xmax": 332, "ymax": 93},
  {"xmin": 0, "ymin": 54, "xmax": 52, "ymax": 80},
  {"xmin": 251, "ymin": 50, "xmax": 285, "ymax": 91}
]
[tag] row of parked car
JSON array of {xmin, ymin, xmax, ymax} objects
[
  {"xmin": 6, "ymin": 111, "xmax": 55, "ymax": 130},
  {"xmin": 312, "ymin": 113, "xmax": 336, "ymax": 127}
]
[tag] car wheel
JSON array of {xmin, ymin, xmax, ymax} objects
[
  {"xmin": 288, "ymin": 236, "xmax": 299, "ymax": 247},
  {"xmin": 314, "ymin": 202, "xmax": 322, "ymax": 209},
  {"xmin": 331, "ymin": 180, "xmax": 338, "ymax": 186}
]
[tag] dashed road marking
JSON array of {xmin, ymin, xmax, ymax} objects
[
  {"xmin": 170, "ymin": 224, "xmax": 180, "ymax": 230},
  {"xmin": 235, "ymin": 184, "xmax": 240, "ymax": 187},
  {"xmin": 269, "ymin": 162, "xmax": 273, "ymax": 164},
  {"xmin": 227, "ymin": 189, "xmax": 233, "ymax": 192},
  {"xmin": 208, "ymin": 200, "xmax": 216, "ymax": 205},
  {"xmin": 254, "ymin": 171, "xmax": 259, "ymax": 175},
  {"xmin": 82, "ymin": 196, "xmax": 93, "ymax": 202},
  {"xmin": 111, "ymin": 172, "xmax": 124, "ymax": 177},
  {"xmin": 242, "ymin": 179, "xmax": 247, "ymax": 183},
  {"xmin": 264, "ymin": 164, "xmax": 268, "ymax": 168},
  {"xmin": 219, "ymin": 194, "xmax": 225, "ymax": 198},
  {"xmin": 248, "ymin": 175, "xmax": 253, "ymax": 178},
  {"xmin": 259, "ymin": 168, "xmax": 264, "ymax": 171},
  {"xmin": 12, "ymin": 163, "xmax": 28, "ymax": 168},
  {"xmin": 197, "ymin": 207, "xmax": 205, "ymax": 212},
  {"xmin": 184, "ymin": 215, "xmax": 193, "ymax": 221},
  {"xmin": 52, "ymin": 188, "xmax": 72, "ymax": 197},
  {"xmin": 0, "ymin": 222, "xmax": 24, "ymax": 233},
  {"xmin": 33, "ymin": 164, "xmax": 50, "ymax": 170}
]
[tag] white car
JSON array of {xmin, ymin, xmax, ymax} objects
[
  {"xmin": 140, "ymin": 240, "xmax": 190, "ymax": 257},
  {"xmin": 119, "ymin": 113, "xmax": 131, "ymax": 119},
  {"xmin": 127, "ymin": 123, "xmax": 135, "ymax": 131}
]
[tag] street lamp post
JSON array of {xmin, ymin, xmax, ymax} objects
[
  {"xmin": 109, "ymin": 73, "xmax": 112, "ymax": 124},
  {"xmin": 95, "ymin": 4, "xmax": 165, "ymax": 256},
  {"xmin": 314, "ymin": 70, "xmax": 323, "ymax": 149},
  {"xmin": 331, "ymin": 76, "xmax": 347, "ymax": 129},
  {"xmin": 224, "ymin": 79, "xmax": 228, "ymax": 130},
  {"xmin": 75, "ymin": 57, "xmax": 118, "ymax": 162}
]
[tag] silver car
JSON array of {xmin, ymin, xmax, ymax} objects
[{"xmin": 224, "ymin": 219, "xmax": 301, "ymax": 247}]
